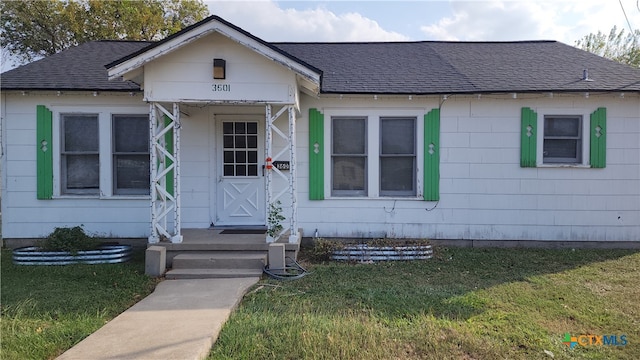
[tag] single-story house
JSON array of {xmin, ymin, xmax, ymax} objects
[{"xmin": 1, "ymin": 15, "xmax": 639, "ymax": 248}]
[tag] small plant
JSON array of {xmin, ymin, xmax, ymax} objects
[
  {"xmin": 37, "ymin": 226, "xmax": 100, "ymax": 254},
  {"xmin": 306, "ymin": 238, "xmax": 344, "ymax": 262},
  {"xmin": 267, "ymin": 201, "xmax": 286, "ymax": 238}
]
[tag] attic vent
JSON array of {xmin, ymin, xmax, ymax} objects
[{"xmin": 582, "ymin": 69, "xmax": 594, "ymax": 82}]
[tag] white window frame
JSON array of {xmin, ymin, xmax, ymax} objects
[
  {"xmin": 536, "ymin": 108, "xmax": 591, "ymax": 168},
  {"xmin": 323, "ymin": 108, "xmax": 425, "ymax": 199},
  {"xmin": 51, "ymin": 105, "xmax": 149, "ymax": 198}
]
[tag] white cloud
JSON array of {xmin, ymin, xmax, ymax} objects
[
  {"xmin": 421, "ymin": 0, "xmax": 640, "ymax": 44},
  {"xmin": 205, "ymin": 0, "xmax": 409, "ymax": 41}
]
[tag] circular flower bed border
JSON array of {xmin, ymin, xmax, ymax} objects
[
  {"xmin": 331, "ymin": 244, "xmax": 433, "ymax": 262},
  {"xmin": 12, "ymin": 244, "xmax": 133, "ymax": 265}
]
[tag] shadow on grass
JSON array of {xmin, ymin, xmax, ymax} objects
[{"xmin": 272, "ymin": 246, "xmax": 640, "ymax": 321}]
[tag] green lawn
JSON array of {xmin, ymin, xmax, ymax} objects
[
  {"xmin": 210, "ymin": 247, "xmax": 640, "ymax": 359},
  {"xmin": 0, "ymin": 248, "xmax": 157, "ymax": 360}
]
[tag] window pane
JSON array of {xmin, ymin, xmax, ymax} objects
[
  {"xmin": 545, "ymin": 117, "xmax": 580, "ymax": 137},
  {"xmin": 235, "ymin": 135, "xmax": 246, "ymax": 148},
  {"xmin": 224, "ymin": 165, "xmax": 234, "ymax": 176},
  {"xmin": 224, "ymin": 151, "xmax": 234, "ymax": 163},
  {"xmin": 247, "ymin": 135, "xmax": 257, "ymax": 149},
  {"xmin": 333, "ymin": 157, "xmax": 365, "ymax": 191},
  {"xmin": 248, "ymin": 151, "xmax": 257, "ymax": 163},
  {"xmin": 235, "ymin": 151, "xmax": 246, "ymax": 163},
  {"xmin": 235, "ymin": 122, "xmax": 246, "ymax": 134},
  {"xmin": 64, "ymin": 115, "xmax": 98, "ymax": 152},
  {"xmin": 248, "ymin": 165, "xmax": 258, "ymax": 176},
  {"xmin": 544, "ymin": 139, "xmax": 579, "ymax": 159},
  {"xmin": 236, "ymin": 165, "xmax": 246, "ymax": 176},
  {"xmin": 247, "ymin": 122, "xmax": 258, "ymax": 134},
  {"xmin": 381, "ymin": 157, "xmax": 414, "ymax": 193},
  {"xmin": 223, "ymin": 135, "xmax": 233, "ymax": 148},
  {"xmin": 223, "ymin": 122, "xmax": 233, "ymax": 134},
  {"xmin": 381, "ymin": 118, "xmax": 415, "ymax": 154},
  {"xmin": 333, "ymin": 118, "xmax": 365, "ymax": 154},
  {"xmin": 66, "ymin": 155, "xmax": 99, "ymax": 189},
  {"xmin": 115, "ymin": 155, "xmax": 150, "ymax": 191},
  {"xmin": 114, "ymin": 115, "xmax": 148, "ymax": 152}
]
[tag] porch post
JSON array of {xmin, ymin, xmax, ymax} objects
[
  {"xmin": 148, "ymin": 102, "xmax": 182, "ymax": 244},
  {"xmin": 149, "ymin": 103, "xmax": 159, "ymax": 243},
  {"xmin": 265, "ymin": 104, "xmax": 273, "ymax": 242},
  {"xmin": 288, "ymin": 106, "xmax": 299, "ymax": 243}
]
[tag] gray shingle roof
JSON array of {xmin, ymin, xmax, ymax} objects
[
  {"xmin": 1, "ymin": 40, "xmax": 151, "ymax": 91},
  {"xmin": 274, "ymin": 41, "xmax": 640, "ymax": 94},
  {"xmin": 2, "ymin": 38, "xmax": 639, "ymax": 94}
]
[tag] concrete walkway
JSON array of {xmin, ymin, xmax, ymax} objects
[{"xmin": 57, "ymin": 277, "xmax": 260, "ymax": 360}]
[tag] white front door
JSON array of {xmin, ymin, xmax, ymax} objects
[{"xmin": 215, "ymin": 119, "xmax": 265, "ymax": 226}]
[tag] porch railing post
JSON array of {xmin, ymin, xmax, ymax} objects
[
  {"xmin": 265, "ymin": 104, "xmax": 274, "ymax": 242},
  {"xmin": 288, "ymin": 105, "xmax": 299, "ymax": 243}
]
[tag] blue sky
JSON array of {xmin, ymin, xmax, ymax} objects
[
  {"xmin": 2, "ymin": 0, "xmax": 639, "ymax": 71},
  {"xmin": 205, "ymin": 0, "xmax": 640, "ymax": 43}
]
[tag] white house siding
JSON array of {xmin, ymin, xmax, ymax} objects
[
  {"xmin": 1, "ymin": 93, "xmax": 151, "ymax": 238},
  {"xmin": 296, "ymin": 93, "xmax": 640, "ymax": 242}
]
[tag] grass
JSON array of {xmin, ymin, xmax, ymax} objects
[
  {"xmin": 210, "ymin": 247, "xmax": 640, "ymax": 359},
  {"xmin": 1, "ymin": 248, "xmax": 157, "ymax": 360}
]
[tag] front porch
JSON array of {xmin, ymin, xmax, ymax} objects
[{"xmin": 149, "ymin": 228, "xmax": 301, "ymax": 279}]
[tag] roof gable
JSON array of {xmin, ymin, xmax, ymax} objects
[{"xmin": 106, "ymin": 15, "xmax": 321, "ymax": 92}]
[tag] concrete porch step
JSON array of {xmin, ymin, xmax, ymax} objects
[
  {"xmin": 165, "ymin": 268, "xmax": 264, "ymax": 279},
  {"xmin": 171, "ymin": 252, "xmax": 267, "ymax": 270}
]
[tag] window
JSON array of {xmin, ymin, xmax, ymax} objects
[
  {"xmin": 380, "ymin": 117, "xmax": 416, "ymax": 196},
  {"xmin": 223, "ymin": 121, "xmax": 259, "ymax": 177},
  {"xmin": 332, "ymin": 117, "xmax": 367, "ymax": 196},
  {"xmin": 543, "ymin": 115, "xmax": 582, "ymax": 164},
  {"xmin": 113, "ymin": 115, "xmax": 150, "ymax": 195},
  {"xmin": 61, "ymin": 114, "xmax": 99, "ymax": 194}
]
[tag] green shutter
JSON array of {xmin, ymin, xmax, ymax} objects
[
  {"xmin": 520, "ymin": 107, "xmax": 537, "ymax": 167},
  {"xmin": 590, "ymin": 107, "xmax": 606, "ymax": 168},
  {"xmin": 164, "ymin": 115, "xmax": 174, "ymax": 196},
  {"xmin": 309, "ymin": 108, "xmax": 324, "ymax": 200},
  {"xmin": 36, "ymin": 105, "xmax": 53, "ymax": 199},
  {"xmin": 423, "ymin": 109, "xmax": 440, "ymax": 201}
]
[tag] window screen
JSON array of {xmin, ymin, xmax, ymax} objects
[
  {"xmin": 380, "ymin": 117, "xmax": 416, "ymax": 196},
  {"xmin": 543, "ymin": 115, "xmax": 582, "ymax": 164},
  {"xmin": 332, "ymin": 117, "xmax": 366, "ymax": 196},
  {"xmin": 61, "ymin": 114, "xmax": 99, "ymax": 194},
  {"xmin": 113, "ymin": 115, "xmax": 150, "ymax": 195}
]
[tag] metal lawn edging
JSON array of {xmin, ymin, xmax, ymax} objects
[
  {"xmin": 331, "ymin": 244, "xmax": 433, "ymax": 261},
  {"xmin": 12, "ymin": 245, "xmax": 133, "ymax": 265}
]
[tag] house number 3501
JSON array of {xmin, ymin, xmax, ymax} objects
[{"xmin": 212, "ymin": 84, "xmax": 231, "ymax": 92}]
